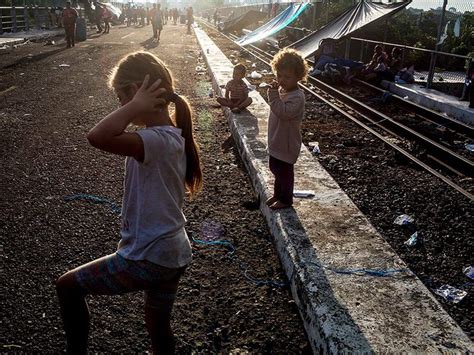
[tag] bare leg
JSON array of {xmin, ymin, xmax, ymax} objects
[
  {"xmin": 145, "ymin": 308, "xmax": 175, "ymax": 355},
  {"xmin": 56, "ymin": 272, "xmax": 90, "ymax": 354},
  {"xmin": 237, "ymin": 97, "xmax": 252, "ymax": 110},
  {"xmin": 216, "ymin": 97, "xmax": 235, "ymax": 108}
]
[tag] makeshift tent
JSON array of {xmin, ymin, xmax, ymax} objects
[
  {"xmin": 237, "ymin": 2, "xmax": 310, "ymax": 46},
  {"xmin": 219, "ymin": 10, "xmax": 268, "ymax": 33},
  {"xmin": 290, "ymin": 0, "xmax": 410, "ymax": 58}
]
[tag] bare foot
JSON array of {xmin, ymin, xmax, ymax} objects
[
  {"xmin": 266, "ymin": 196, "xmax": 278, "ymax": 206},
  {"xmin": 269, "ymin": 200, "xmax": 291, "ymax": 210}
]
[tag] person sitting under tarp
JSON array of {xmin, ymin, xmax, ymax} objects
[
  {"xmin": 361, "ymin": 44, "xmax": 388, "ymax": 81},
  {"xmin": 378, "ymin": 47, "xmax": 402, "ymax": 82}
]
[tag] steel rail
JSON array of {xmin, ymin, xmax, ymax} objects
[
  {"xmin": 351, "ymin": 79, "xmax": 474, "ymax": 138},
  {"xmin": 198, "ymin": 20, "xmax": 474, "ymax": 201}
]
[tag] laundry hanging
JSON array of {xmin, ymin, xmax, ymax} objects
[
  {"xmin": 290, "ymin": 0, "xmax": 410, "ymax": 58},
  {"xmin": 237, "ymin": 2, "xmax": 310, "ymax": 46}
]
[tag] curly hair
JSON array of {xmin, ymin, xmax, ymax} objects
[
  {"xmin": 233, "ymin": 63, "xmax": 247, "ymax": 75},
  {"xmin": 270, "ymin": 48, "xmax": 310, "ymax": 81}
]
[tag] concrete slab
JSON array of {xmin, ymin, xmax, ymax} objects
[
  {"xmin": 381, "ymin": 80, "xmax": 474, "ymax": 125},
  {"xmin": 194, "ymin": 24, "xmax": 474, "ymax": 353},
  {"xmin": 0, "ymin": 29, "xmax": 64, "ymax": 47}
]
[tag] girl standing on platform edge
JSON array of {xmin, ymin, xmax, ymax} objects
[
  {"xmin": 266, "ymin": 48, "xmax": 309, "ymax": 210},
  {"xmin": 55, "ymin": 51, "xmax": 202, "ymax": 354}
]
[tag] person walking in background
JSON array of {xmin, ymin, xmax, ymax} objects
[
  {"xmin": 55, "ymin": 51, "xmax": 202, "ymax": 354},
  {"xmin": 151, "ymin": 3, "xmax": 163, "ymax": 42},
  {"xmin": 93, "ymin": 1, "xmax": 103, "ymax": 33},
  {"xmin": 186, "ymin": 6, "xmax": 193, "ymax": 34},
  {"xmin": 102, "ymin": 5, "xmax": 111, "ymax": 34},
  {"xmin": 266, "ymin": 48, "xmax": 309, "ymax": 209},
  {"xmin": 62, "ymin": 1, "xmax": 78, "ymax": 48}
]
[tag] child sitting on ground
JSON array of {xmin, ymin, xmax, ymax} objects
[
  {"xmin": 266, "ymin": 48, "xmax": 309, "ymax": 210},
  {"xmin": 216, "ymin": 63, "xmax": 252, "ymax": 113}
]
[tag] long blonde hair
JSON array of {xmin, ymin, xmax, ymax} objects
[{"xmin": 109, "ymin": 51, "xmax": 202, "ymax": 196}]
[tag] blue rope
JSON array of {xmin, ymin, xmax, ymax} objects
[
  {"xmin": 64, "ymin": 194, "xmax": 121, "ymax": 214},
  {"xmin": 302, "ymin": 261, "xmax": 411, "ymax": 278},
  {"xmin": 191, "ymin": 235, "xmax": 287, "ymax": 288},
  {"xmin": 191, "ymin": 236, "xmax": 236, "ymax": 255}
]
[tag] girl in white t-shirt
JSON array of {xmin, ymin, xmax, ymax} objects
[{"xmin": 56, "ymin": 51, "xmax": 202, "ymax": 354}]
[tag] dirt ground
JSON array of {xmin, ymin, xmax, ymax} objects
[
  {"xmin": 201, "ymin": 24, "xmax": 473, "ymax": 340},
  {"xmin": 0, "ymin": 24, "xmax": 311, "ymax": 352}
]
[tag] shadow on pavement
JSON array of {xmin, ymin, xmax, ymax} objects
[
  {"xmin": 3, "ymin": 47, "xmax": 67, "ymax": 69},
  {"xmin": 140, "ymin": 37, "xmax": 159, "ymax": 50}
]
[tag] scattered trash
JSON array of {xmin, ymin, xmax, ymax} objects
[
  {"xmin": 393, "ymin": 214, "xmax": 414, "ymax": 225},
  {"xmin": 247, "ymin": 84, "xmax": 256, "ymax": 91},
  {"xmin": 208, "ymin": 88, "xmax": 214, "ymax": 98},
  {"xmin": 250, "ymin": 71, "xmax": 262, "ymax": 79},
  {"xmin": 251, "ymin": 63, "xmax": 256, "ymax": 68},
  {"xmin": 433, "ymin": 285, "xmax": 467, "ymax": 303},
  {"xmin": 403, "ymin": 96, "xmax": 409, "ymax": 100},
  {"xmin": 464, "ymin": 266, "xmax": 474, "ymax": 280},
  {"xmin": 293, "ymin": 190, "xmax": 315, "ymax": 198},
  {"xmin": 258, "ymin": 82, "xmax": 272, "ymax": 88},
  {"xmin": 59, "ymin": 64, "xmax": 70, "ymax": 68},
  {"xmin": 88, "ymin": 96, "xmax": 94, "ymax": 99},
  {"xmin": 404, "ymin": 231, "xmax": 418, "ymax": 246},
  {"xmin": 44, "ymin": 39, "xmax": 55, "ymax": 46},
  {"xmin": 335, "ymin": 143, "xmax": 345, "ymax": 148},
  {"xmin": 308, "ymin": 141, "xmax": 320, "ymax": 154},
  {"xmin": 23, "ymin": 113, "xmax": 32, "ymax": 117},
  {"xmin": 465, "ymin": 144, "xmax": 474, "ymax": 152},
  {"xmin": 0, "ymin": 86, "xmax": 16, "ymax": 97},
  {"xmin": 195, "ymin": 65, "xmax": 206, "ymax": 72}
]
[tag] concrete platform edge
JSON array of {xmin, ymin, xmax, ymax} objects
[{"xmin": 381, "ymin": 80, "xmax": 474, "ymax": 125}]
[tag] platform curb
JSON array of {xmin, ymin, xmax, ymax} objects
[{"xmin": 193, "ymin": 24, "xmax": 473, "ymax": 353}]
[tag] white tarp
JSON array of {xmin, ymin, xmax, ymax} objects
[{"xmin": 237, "ymin": 2, "xmax": 310, "ymax": 46}]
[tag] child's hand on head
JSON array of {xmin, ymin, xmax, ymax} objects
[{"xmin": 131, "ymin": 74, "xmax": 167, "ymax": 113}]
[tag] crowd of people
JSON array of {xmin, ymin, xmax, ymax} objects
[{"xmin": 311, "ymin": 39, "xmax": 415, "ymax": 86}]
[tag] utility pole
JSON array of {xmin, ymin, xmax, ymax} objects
[{"xmin": 427, "ymin": 0, "xmax": 448, "ymax": 89}]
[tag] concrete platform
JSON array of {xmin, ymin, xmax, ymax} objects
[
  {"xmin": 194, "ymin": 24, "xmax": 474, "ymax": 353},
  {"xmin": 381, "ymin": 80, "xmax": 474, "ymax": 125}
]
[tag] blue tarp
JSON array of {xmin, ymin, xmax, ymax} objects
[{"xmin": 237, "ymin": 2, "xmax": 310, "ymax": 46}]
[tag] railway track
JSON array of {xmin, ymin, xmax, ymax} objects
[{"xmin": 198, "ymin": 20, "xmax": 474, "ymax": 201}]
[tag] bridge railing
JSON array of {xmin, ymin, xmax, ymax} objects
[{"xmin": 0, "ymin": 5, "xmax": 87, "ymax": 35}]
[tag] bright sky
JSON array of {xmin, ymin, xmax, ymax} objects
[{"xmin": 398, "ymin": 0, "xmax": 473, "ymax": 12}]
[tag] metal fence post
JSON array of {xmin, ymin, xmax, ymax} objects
[
  {"xmin": 427, "ymin": 0, "xmax": 448, "ymax": 89},
  {"xmin": 345, "ymin": 38, "xmax": 350, "ymax": 60},
  {"xmin": 0, "ymin": 8, "xmax": 3, "ymax": 35},
  {"xmin": 461, "ymin": 57, "xmax": 472, "ymax": 100},
  {"xmin": 34, "ymin": 5, "xmax": 39, "ymax": 29},
  {"xmin": 12, "ymin": 6, "xmax": 18, "ymax": 32},
  {"xmin": 24, "ymin": 6, "xmax": 29, "ymax": 31}
]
